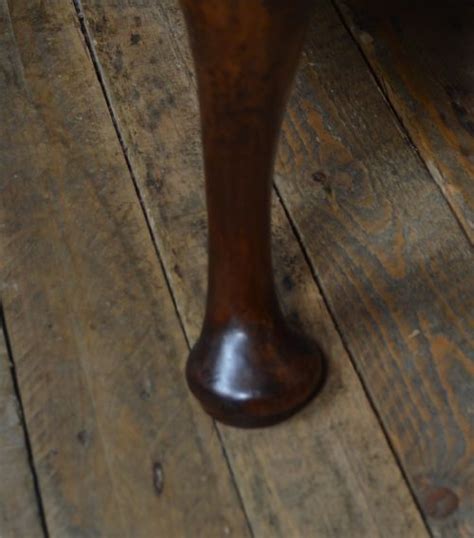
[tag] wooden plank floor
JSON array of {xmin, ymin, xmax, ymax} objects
[
  {"xmin": 0, "ymin": 1, "xmax": 472, "ymax": 537},
  {"xmin": 0, "ymin": 319, "xmax": 44, "ymax": 537}
]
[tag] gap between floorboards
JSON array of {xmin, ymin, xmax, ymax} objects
[{"xmin": 0, "ymin": 304, "xmax": 50, "ymax": 538}]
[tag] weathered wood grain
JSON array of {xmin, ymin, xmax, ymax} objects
[
  {"xmin": 276, "ymin": 2, "xmax": 474, "ymax": 537},
  {"xmin": 0, "ymin": 1, "xmax": 249, "ymax": 536},
  {"xmin": 335, "ymin": 0, "xmax": 474, "ymax": 242},
  {"xmin": 0, "ymin": 322, "xmax": 44, "ymax": 538},
  {"xmin": 79, "ymin": 1, "xmax": 429, "ymax": 535}
]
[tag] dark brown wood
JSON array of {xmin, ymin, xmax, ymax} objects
[{"xmin": 179, "ymin": 0, "xmax": 325, "ymax": 427}]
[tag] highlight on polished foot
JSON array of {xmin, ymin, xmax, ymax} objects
[{"xmin": 179, "ymin": 0, "xmax": 326, "ymax": 427}]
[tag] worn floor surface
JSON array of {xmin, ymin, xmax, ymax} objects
[{"xmin": 0, "ymin": 1, "xmax": 472, "ymax": 537}]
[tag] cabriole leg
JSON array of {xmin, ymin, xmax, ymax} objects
[{"xmin": 179, "ymin": 0, "xmax": 325, "ymax": 427}]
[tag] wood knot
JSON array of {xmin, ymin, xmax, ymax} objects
[
  {"xmin": 311, "ymin": 171, "xmax": 332, "ymax": 195},
  {"xmin": 421, "ymin": 485, "xmax": 459, "ymax": 519},
  {"xmin": 153, "ymin": 462, "xmax": 164, "ymax": 496},
  {"xmin": 282, "ymin": 274, "xmax": 294, "ymax": 291},
  {"xmin": 130, "ymin": 33, "xmax": 141, "ymax": 46},
  {"xmin": 312, "ymin": 170, "xmax": 328, "ymax": 183},
  {"xmin": 77, "ymin": 430, "xmax": 92, "ymax": 448}
]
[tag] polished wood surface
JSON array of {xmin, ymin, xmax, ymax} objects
[
  {"xmin": 0, "ymin": 0, "xmax": 471, "ymax": 535},
  {"xmin": 179, "ymin": 0, "xmax": 325, "ymax": 427}
]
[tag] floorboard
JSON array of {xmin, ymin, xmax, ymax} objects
[
  {"xmin": 336, "ymin": 0, "xmax": 474, "ymax": 242},
  {"xmin": 0, "ymin": 320, "xmax": 44, "ymax": 538},
  {"xmin": 79, "ymin": 1, "xmax": 430, "ymax": 536},
  {"xmin": 0, "ymin": 1, "xmax": 249, "ymax": 536},
  {"xmin": 275, "ymin": 2, "xmax": 473, "ymax": 536}
]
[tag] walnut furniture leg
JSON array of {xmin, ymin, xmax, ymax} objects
[{"xmin": 180, "ymin": 0, "xmax": 325, "ymax": 427}]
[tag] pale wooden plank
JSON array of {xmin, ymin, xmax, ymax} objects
[
  {"xmin": 0, "ymin": 1, "xmax": 249, "ymax": 536},
  {"xmin": 0, "ymin": 322, "xmax": 44, "ymax": 538},
  {"xmin": 79, "ymin": 1, "xmax": 430, "ymax": 535}
]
